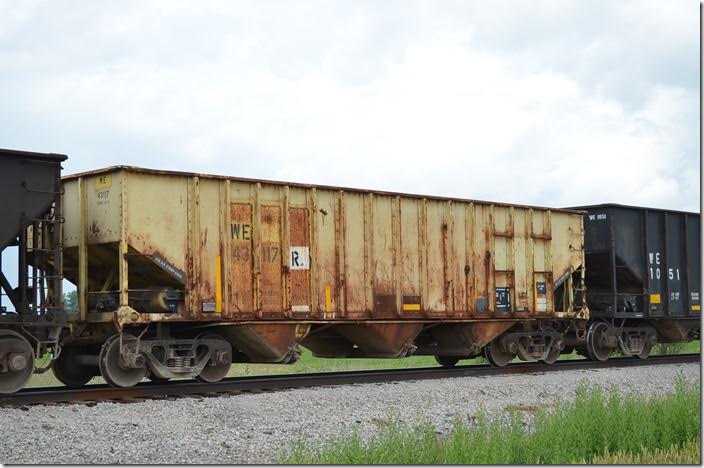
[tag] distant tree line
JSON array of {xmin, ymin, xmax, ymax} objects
[{"xmin": 63, "ymin": 290, "xmax": 78, "ymax": 314}]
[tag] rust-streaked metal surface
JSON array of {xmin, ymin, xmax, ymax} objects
[
  {"xmin": 62, "ymin": 166, "xmax": 587, "ymax": 326},
  {"xmin": 63, "ymin": 165, "xmax": 586, "ymax": 215}
]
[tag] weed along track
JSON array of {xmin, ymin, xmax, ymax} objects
[{"xmin": 1, "ymin": 353, "xmax": 697, "ymax": 407}]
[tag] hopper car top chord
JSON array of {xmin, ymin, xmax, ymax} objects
[{"xmin": 0, "ymin": 148, "xmax": 699, "ymax": 394}]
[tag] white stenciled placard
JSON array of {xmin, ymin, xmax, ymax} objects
[{"xmin": 289, "ymin": 246, "xmax": 310, "ymax": 270}]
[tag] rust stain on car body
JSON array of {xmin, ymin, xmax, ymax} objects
[{"xmin": 60, "ymin": 166, "xmax": 587, "ymax": 361}]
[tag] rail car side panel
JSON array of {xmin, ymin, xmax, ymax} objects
[
  {"xmin": 62, "ymin": 167, "xmax": 587, "ymax": 323},
  {"xmin": 577, "ymin": 204, "xmax": 700, "ymax": 319}
]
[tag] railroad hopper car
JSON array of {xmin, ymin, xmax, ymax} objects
[
  {"xmin": 0, "ymin": 149, "xmax": 66, "ymax": 394},
  {"xmin": 570, "ymin": 204, "xmax": 700, "ymax": 361},
  {"xmin": 43, "ymin": 164, "xmax": 587, "ymax": 390}
]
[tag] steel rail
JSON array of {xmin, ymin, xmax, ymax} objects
[{"xmin": 1, "ymin": 353, "xmax": 699, "ymax": 407}]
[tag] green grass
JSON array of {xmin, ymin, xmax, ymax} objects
[
  {"xmin": 586, "ymin": 438, "xmax": 700, "ymax": 464},
  {"xmin": 280, "ymin": 377, "xmax": 701, "ymax": 464},
  {"xmin": 224, "ymin": 349, "xmax": 482, "ymax": 378},
  {"xmin": 652, "ymin": 340, "xmax": 700, "ymax": 355}
]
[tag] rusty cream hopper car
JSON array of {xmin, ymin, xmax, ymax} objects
[{"xmin": 59, "ymin": 167, "xmax": 587, "ymax": 387}]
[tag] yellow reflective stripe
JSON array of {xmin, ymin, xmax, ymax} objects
[
  {"xmin": 402, "ymin": 303, "xmax": 421, "ymax": 311},
  {"xmin": 325, "ymin": 285, "xmax": 332, "ymax": 312},
  {"xmin": 215, "ymin": 255, "xmax": 222, "ymax": 313},
  {"xmin": 650, "ymin": 294, "xmax": 661, "ymax": 304}
]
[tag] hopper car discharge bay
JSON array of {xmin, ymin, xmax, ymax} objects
[{"xmin": 0, "ymin": 149, "xmax": 698, "ymax": 393}]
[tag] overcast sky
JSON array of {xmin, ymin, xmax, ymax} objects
[{"xmin": 0, "ymin": 0, "xmax": 700, "ymax": 211}]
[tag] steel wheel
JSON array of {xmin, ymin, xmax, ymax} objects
[
  {"xmin": 575, "ymin": 346, "xmax": 590, "ymax": 359},
  {"xmin": 147, "ymin": 373, "xmax": 170, "ymax": 383},
  {"xmin": 638, "ymin": 342, "xmax": 653, "ymax": 360},
  {"xmin": 586, "ymin": 322, "xmax": 613, "ymax": 362},
  {"xmin": 196, "ymin": 333, "xmax": 232, "ymax": 383},
  {"xmin": 99, "ymin": 334, "xmax": 147, "ymax": 388},
  {"xmin": 484, "ymin": 339, "xmax": 514, "ymax": 367},
  {"xmin": 0, "ymin": 330, "xmax": 35, "ymax": 394},
  {"xmin": 540, "ymin": 346, "xmax": 561, "ymax": 365},
  {"xmin": 52, "ymin": 345, "xmax": 97, "ymax": 388},
  {"xmin": 434, "ymin": 355, "xmax": 460, "ymax": 368}
]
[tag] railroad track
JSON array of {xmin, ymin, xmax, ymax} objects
[{"xmin": 1, "ymin": 353, "xmax": 698, "ymax": 407}]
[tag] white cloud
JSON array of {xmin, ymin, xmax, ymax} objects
[{"xmin": 0, "ymin": 0, "xmax": 698, "ymax": 212}]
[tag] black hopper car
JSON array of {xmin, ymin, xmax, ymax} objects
[{"xmin": 569, "ymin": 204, "xmax": 700, "ymax": 360}]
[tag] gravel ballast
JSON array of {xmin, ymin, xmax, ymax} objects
[{"xmin": 0, "ymin": 362, "xmax": 698, "ymax": 464}]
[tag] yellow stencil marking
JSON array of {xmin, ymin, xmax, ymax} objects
[
  {"xmin": 94, "ymin": 174, "xmax": 112, "ymax": 191},
  {"xmin": 650, "ymin": 294, "xmax": 661, "ymax": 304},
  {"xmin": 215, "ymin": 255, "xmax": 222, "ymax": 313},
  {"xmin": 325, "ymin": 285, "xmax": 332, "ymax": 312},
  {"xmin": 402, "ymin": 303, "xmax": 421, "ymax": 311}
]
